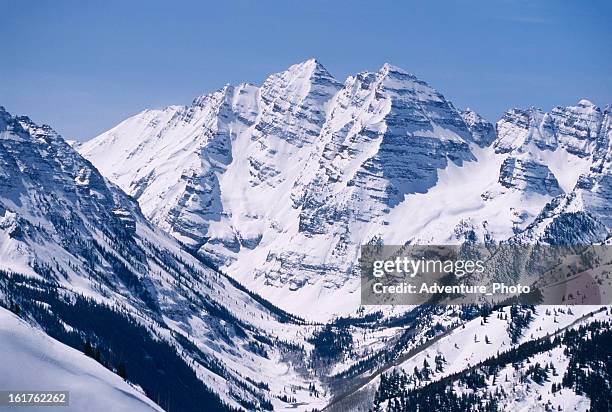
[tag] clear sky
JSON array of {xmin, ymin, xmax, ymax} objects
[{"xmin": 2, "ymin": 0, "xmax": 611, "ymax": 141}]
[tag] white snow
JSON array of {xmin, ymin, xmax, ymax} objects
[{"xmin": 0, "ymin": 308, "xmax": 164, "ymax": 412}]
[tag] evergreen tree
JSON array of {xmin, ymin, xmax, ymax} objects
[
  {"xmin": 117, "ymin": 362, "xmax": 127, "ymax": 380},
  {"xmin": 84, "ymin": 338, "xmax": 94, "ymax": 357}
]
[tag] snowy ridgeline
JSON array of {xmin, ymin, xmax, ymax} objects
[{"xmin": 0, "ymin": 308, "xmax": 163, "ymax": 412}]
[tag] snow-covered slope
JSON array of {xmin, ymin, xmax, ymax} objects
[
  {"xmin": 0, "ymin": 308, "xmax": 164, "ymax": 412},
  {"xmin": 80, "ymin": 61, "xmax": 611, "ymax": 319},
  {"xmin": 324, "ymin": 306, "xmax": 611, "ymax": 412}
]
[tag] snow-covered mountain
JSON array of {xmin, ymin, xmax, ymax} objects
[
  {"xmin": 2, "ymin": 59, "xmax": 611, "ymax": 412},
  {"xmin": 80, "ymin": 60, "xmax": 611, "ymax": 318},
  {"xmin": 0, "ymin": 106, "xmax": 332, "ymax": 411}
]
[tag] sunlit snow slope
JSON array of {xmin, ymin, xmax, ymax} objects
[{"xmin": 0, "ymin": 308, "xmax": 164, "ymax": 412}]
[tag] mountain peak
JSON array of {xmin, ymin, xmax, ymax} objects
[
  {"xmin": 463, "ymin": 107, "xmax": 482, "ymax": 118},
  {"xmin": 461, "ymin": 107, "xmax": 489, "ymax": 124},
  {"xmin": 301, "ymin": 57, "xmax": 319, "ymax": 66},
  {"xmin": 280, "ymin": 58, "xmax": 336, "ymax": 84},
  {"xmin": 577, "ymin": 98, "xmax": 597, "ymax": 109},
  {"xmin": 380, "ymin": 62, "xmax": 411, "ymax": 75},
  {"xmin": 461, "ymin": 108, "xmax": 496, "ymax": 147},
  {"xmin": 259, "ymin": 59, "xmax": 341, "ymax": 111},
  {"xmin": 375, "ymin": 63, "xmax": 431, "ymax": 91}
]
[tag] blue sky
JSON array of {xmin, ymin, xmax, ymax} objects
[{"xmin": 2, "ymin": 0, "xmax": 611, "ymax": 141}]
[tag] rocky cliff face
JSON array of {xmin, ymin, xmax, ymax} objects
[
  {"xmin": 498, "ymin": 157, "xmax": 563, "ymax": 196},
  {"xmin": 79, "ymin": 61, "xmax": 611, "ymax": 317}
]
